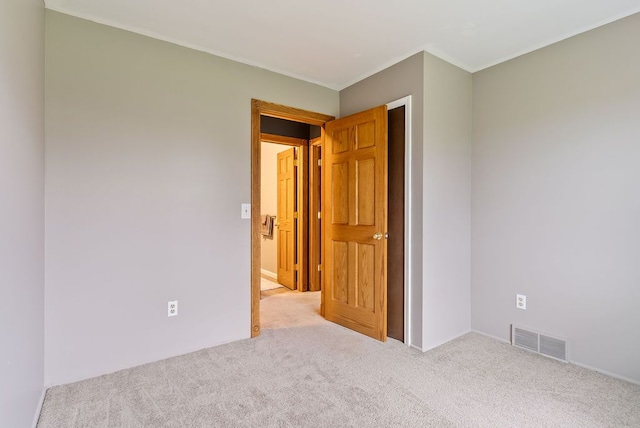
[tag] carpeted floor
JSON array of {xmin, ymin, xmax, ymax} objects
[
  {"xmin": 260, "ymin": 276, "xmax": 283, "ymax": 291},
  {"xmin": 38, "ymin": 290, "xmax": 640, "ymax": 427}
]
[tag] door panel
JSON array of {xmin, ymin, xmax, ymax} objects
[
  {"xmin": 357, "ymin": 159, "xmax": 375, "ymax": 225},
  {"xmin": 332, "ymin": 241, "xmax": 349, "ymax": 303},
  {"xmin": 331, "ymin": 163, "xmax": 349, "ymax": 224},
  {"xmin": 357, "ymin": 243, "xmax": 375, "ymax": 310},
  {"xmin": 277, "ymin": 148, "xmax": 296, "ymax": 290},
  {"xmin": 323, "ymin": 105, "xmax": 388, "ymax": 341}
]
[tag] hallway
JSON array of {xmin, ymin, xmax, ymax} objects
[{"xmin": 260, "ymin": 288, "xmax": 322, "ymax": 330}]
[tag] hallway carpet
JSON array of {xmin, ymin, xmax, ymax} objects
[
  {"xmin": 38, "ymin": 291, "xmax": 640, "ymax": 427},
  {"xmin": 260, "ymin": 276, "xmax": 283, "ymax": 291}
]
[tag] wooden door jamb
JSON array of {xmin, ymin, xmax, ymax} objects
[{"xmin": 251, "ymin": 99, "xmax": 334, "ymax": 337}]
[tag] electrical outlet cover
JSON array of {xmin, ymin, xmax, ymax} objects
[
  {"xmin": 516, "ymin": 294, "xmax": 527, "ymax": 310},
  {"xmin": 168, "ymin": 300, "xmax": 178, "ymax": 317}
]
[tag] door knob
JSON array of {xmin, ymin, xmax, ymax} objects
[{"xmin": 373, "ymin": 232, "xmax": 383, "ymax": 240}]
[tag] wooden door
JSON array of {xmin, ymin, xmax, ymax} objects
[
  {"xmin": 277, "ymin": 147, "xmax": 297, "ymax": 289},
  {"xmin": 309, "ymin": 139, "xmax": 322, "ymax": 292},
  {"xmin": 323, "ymin": 105, "xmax": 388, "ymax": 341}
]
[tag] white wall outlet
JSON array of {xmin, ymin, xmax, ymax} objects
[
  {"xmin": 241, "ymin": 203, "xmax": 251, "ymax": 219},
  {"xmin": 168, "ymin": 300, "xmax": 178, "ymax": 317},
  {"xmin": 516, "ymin": 294, "xmax": 527, "ymax": 310}
]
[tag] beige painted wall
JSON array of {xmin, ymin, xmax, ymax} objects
[
  {"xmin": 422, "ymin": 53, "xmax": 472, "ymax": 350},
  {"xmin": 260, "ymin": 142, "xmax": 290, "ymax": 276},
  {"xmin": 341, "ymin": 51, "xmax": 472, "ymax": 351},
  {"xmin": 44, "ymin": 10, "xmax": 338, "ymax": 386},
  {"xmin": 0, "ymin": 0, "xmax": 45, "ymax": 425},
  {"xmin": 472, "ymin": 12, "xmax": 640, "ymax": 382},
  {"xmin": 341, "ymin": 52, "xmax": 425, "ymax": 348},
  {"xmin": 42, "ymin": 4, "xmax": 640, "ymax": 390}
]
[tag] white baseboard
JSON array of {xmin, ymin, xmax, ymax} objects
[
  {"xmin": 409, "ymin": 344, "xmax": 425, "ymax": 352},
  {"xmin": 32, "ymin": 387, "xmax": 47, "ymax": 428},
  {"xmin": 570, "ymin": 361, "xmax": 640, "ymax": 386},
  {"xmin": 420, "ymin": 329, "xmax": 472, "ymax": 353},
  {"xmin": 408, "ymin": 329, "xmax": 474, "ymax": 353},
  {"xmin": 260, "ymin": 269, "xmax": 277, "ymax": 281},
  {"xmin": 472, "ymin": 330, "xmax": 639, "ymax": 385},
  {"xmin": 471, "ymin": 329, "xmax": 511, "ymax": 344}
]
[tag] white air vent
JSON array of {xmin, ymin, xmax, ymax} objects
[{"xmin": 511, "ymin": 325, "xmax": 568, "ymax": 362}]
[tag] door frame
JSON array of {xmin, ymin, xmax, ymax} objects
[
  {"xmin": 386, "ymin": 96, "xmax": 412, "ymax": 346},
  {"xmin": 308, "ymin": 138, "xmax": 322, "ymax": 294},
  {"xmin": 250, "ymin": 97, "xmax": 412, "ymax": 346},
  {"xmin": 251, "ymin": 99, "xmax": 334, "ymax": 337}
]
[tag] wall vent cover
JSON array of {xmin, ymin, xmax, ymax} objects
[{"xmin": 511, "ymin": 325, "xmax": 568, "ymax": 362}]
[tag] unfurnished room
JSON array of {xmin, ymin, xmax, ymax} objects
[{"xmin": 2, "ymin": 0, "xmax": 640, "ymax": 427}]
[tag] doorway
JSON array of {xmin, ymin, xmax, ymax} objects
[
  {"xmin": 387, "ymin": 105, "xmax": 405, "ymax": 342},
  {"xmin": 251, "ymin": 100, "xmax": 334, "ymax": 337},
  {"xmin": 259, "ymin": 142, "xmax": 298, "ymax": 291},
  {"xmin": 251, "ymin": 98, "xmax": 412, "ymax": 344},
  {"xmin": 259, "ymin": 116, "xmax": 321, "ymax": 292}
]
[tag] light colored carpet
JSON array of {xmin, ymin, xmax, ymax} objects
[
  {"xmin": 260, "ymin": 289, "xmax": 321, "ymax": 328},
  {"xmin": 38, "ymin": 290, "xmax": 640, "ymax": 427},
  {"xmin": 260, "ymin": 276, "xmax": 283, "ymax": 291}
]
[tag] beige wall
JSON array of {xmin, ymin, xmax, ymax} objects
[
  {"xmin": 260, "ymin": 142, "xmax": 289, "ymax": 276},
  {"xmin": 472, "ymin": 12, "xmax": 640, "ymax": 382},
  {"xmin": 42, "ymin": 5, "xmax": 640, "ymax": 390},
  {"xmin": 341, "ymin": 51, "xmax": 472, "ymax": 351},
  {"xmin": 422, "ymin": 53, "xmax": 472, "ymax": 350},
  {"xmin": 44, "ymin": 10, "xmax": 338, "ymax": 386},
  {"xmin": 0, "ymin": 0, "xmax": 45, "ymax": 425},
  {"xmin": 341, "ymin": 52, "xmax": 425, "ymax": 348}
]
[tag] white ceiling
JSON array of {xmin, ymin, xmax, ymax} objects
[{"xmin": 45, "ymin": 0, "xmax": 640, "ymax": 90}]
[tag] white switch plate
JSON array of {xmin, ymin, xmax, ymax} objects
[
  {"xmin": 516, "ymin": 294, "xmax": 526, "ymax": 310},
  {"xmin": 168, "ymin": 300, "xmax": 178, "ymax": 317},
  {"xmin": 241, "ymin": 203, "xmax": 251, "ymax": 219}
]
